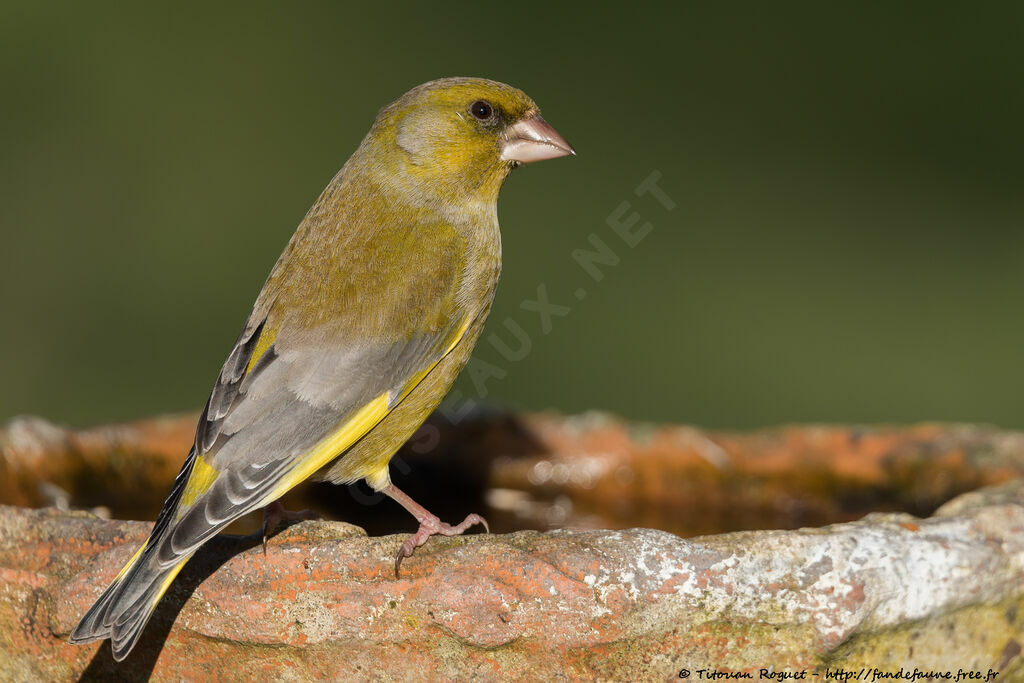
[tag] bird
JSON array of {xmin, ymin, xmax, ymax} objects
[{"xmin": 69, "ymin": 77, "xmax": 574, "ymax": 660}]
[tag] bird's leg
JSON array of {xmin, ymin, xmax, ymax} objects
[
  {"xmin": 261, "ymin": 500, "xmax": 320, "ymax": 554},
  {"xmin": 383, "ymin": 483, "xmax": 489, "ymax": 577}
]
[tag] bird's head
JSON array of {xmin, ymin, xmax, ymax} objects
[{"xmin": 365, "ymin": 77, "xmax": 575, "ymax": 204}]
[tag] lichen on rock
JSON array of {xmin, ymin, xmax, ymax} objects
[{"xmin": 1, "ymin": 413, "xmax": 1023, "ymax": 679}]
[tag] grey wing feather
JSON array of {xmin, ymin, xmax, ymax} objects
[
  {"xmin": 195, "ymin": 317, "xmax": 269, "ymax": 453},
  {"xmin": 157, "ymin": 320, "xmax": 461, "ymax": 562}
]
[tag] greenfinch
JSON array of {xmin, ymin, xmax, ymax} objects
[{"xmin": 70, "ymin": 77, "xmax": 574, "ymax": 660}]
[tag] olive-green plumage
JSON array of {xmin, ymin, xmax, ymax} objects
[{"xmin": 69, "ymin": 77, "xmax": 573, "ymax": 660}]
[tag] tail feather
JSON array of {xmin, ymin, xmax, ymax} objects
[
  {"xmin": 69, "ymin": 540, "xmax": 188, "ymax": 661},
  {"xmin": 67, "ymin": 568, "xmax": 127, "ymax": 644},
  {"xmin": 70, "ymin": 447, "xmax": 200, "ymax": 659}
]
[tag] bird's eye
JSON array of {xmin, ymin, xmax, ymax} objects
[{"xmin": 470, "ymin": 100, "xmax": 493, "ymax": 121}]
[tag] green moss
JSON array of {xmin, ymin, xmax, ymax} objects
[{"xmin": 826, "ymin": 593, "xmax": 1024, "ymax": 672}]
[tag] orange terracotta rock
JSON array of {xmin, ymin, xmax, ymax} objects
[
  {"xmin": 0, "ymin": 481, "xmax": 1022, "ymax": 679},
  {"xmin": 4, "ymin": 412, "xmax": 1024, "ymax": 538},
  {"xmin": 2, "ymin": 412, "xmax": 1024, "ymax": 678}
]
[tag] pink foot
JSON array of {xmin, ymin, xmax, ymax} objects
[
  {"xmin": 394, "ymin": 512, "xmax": 489, "ymax": 577},
  {"xmin": 262, "ymin": 501, "xmax": 320, "ymax": 554}
]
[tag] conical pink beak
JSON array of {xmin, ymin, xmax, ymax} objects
[{"xmin": 500, "ymin": 114, "xmax": 576, "ymax": 164}]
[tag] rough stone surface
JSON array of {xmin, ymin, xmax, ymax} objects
[
  {"xmin": 0, "ymin": 481, "xmax": 1022, "ymax": 680},
  {"xmin": 2, "ymin": 413, "xmax": 1024, "ymax": 680}
]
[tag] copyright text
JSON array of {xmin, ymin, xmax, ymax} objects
[{"xmin": 676, "ymin": 668, "xmax": 999, "ymax": 682}]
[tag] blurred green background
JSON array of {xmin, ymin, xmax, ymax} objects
[{"xmin": 2, "ymin": 3, "xmax": 1023, "ymax": 431}]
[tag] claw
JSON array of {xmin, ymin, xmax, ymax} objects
[
  {"xmin": 261, "ymin": 501, "xmax": 320, "ymax": 555},
  {"xmin": 393, "ymin": 512, "xmax": 489, "ymax": 578},
  {"xmin": 379, "ymin": 482, "xmax": 489, "ymax": 577}
]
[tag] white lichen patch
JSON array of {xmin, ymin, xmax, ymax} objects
[
  {"xmin": 543, "ymin": 494, "xmax": 1024, "ymax": 651},
  {"xmin": 621, "ymin": 505, "xmax": 1024, "ymax": 647}
]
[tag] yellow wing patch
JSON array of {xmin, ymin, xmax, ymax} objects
[
  {"xmin": 180, "ymin": 455, "xmax": 219, "ymax": 507},
  {"xmin": 446, "ymin": 317, "xmax": 471, "ymax": 354},
  {"xmin": 155, "ymin": 559, "xmax": 188, "ymax": 602},
  {"xmin": 263, "ymin": 393, "xmax": 391, "ymax": 503},
  {"xmin": 246, "ymin": 325, "xmax": 278, "ymax": 376},
  {"xmin": 137, "ymin": 557, "xmax": 189, "ymax": 630}
]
